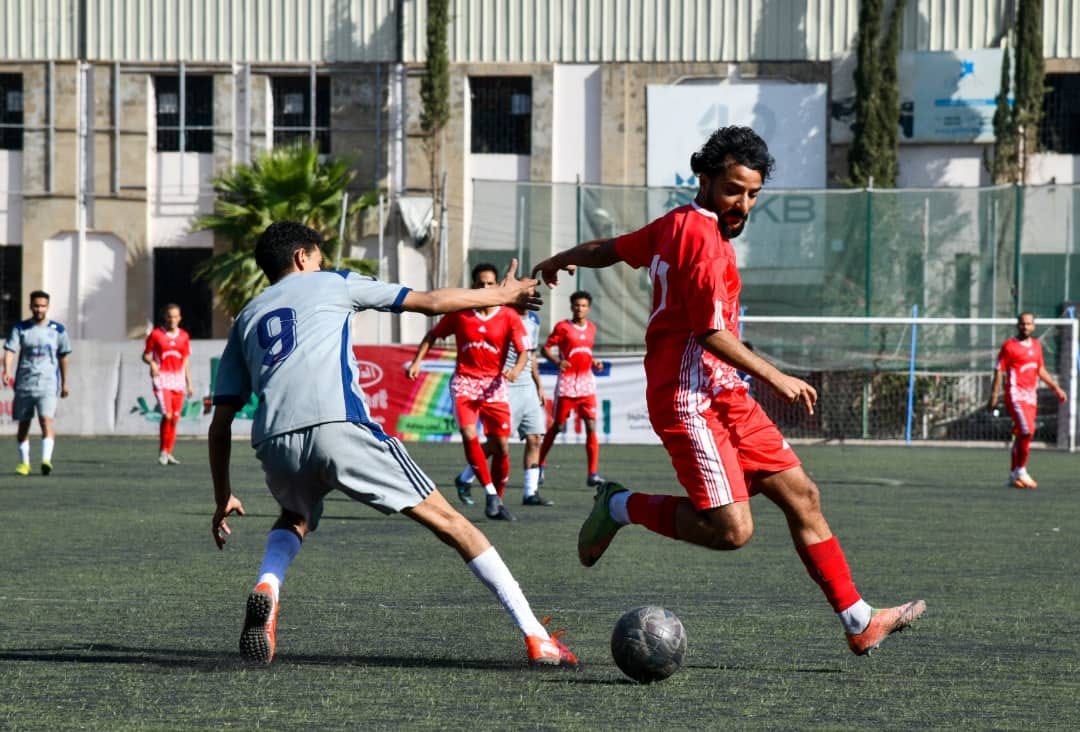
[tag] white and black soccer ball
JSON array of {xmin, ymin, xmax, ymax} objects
[{"xmin": 610, "ymin": 605, "xmax": 687, "ymax": 683}]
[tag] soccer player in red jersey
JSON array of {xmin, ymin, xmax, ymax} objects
[
  {"xmin": 531, "ymin": 126, "xmax": 926, "ymax": 656},
  {"xmin": 538, "ymin": 290, "xmax": 605, "ymax": 487},
  {"xmin": 407, "ymin": 263, "xmax": 529, "ymax": 521},
  {"xmin": 143, "ymin": 303, "xmax": 194, "ymax": 465},
  {"xmin": 986, "ymin": 312, "xmax": 1066, "ymax": 489}
]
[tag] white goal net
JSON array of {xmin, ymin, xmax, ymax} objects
[{"xmin": 740, "ymin": 316, "xmax": 1079, "ymax": 450}]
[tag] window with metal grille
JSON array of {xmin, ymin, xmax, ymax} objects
[
  {"xmin": 155, "ymin": 75, "xmax": 214, "ymax": 153},
  {"xmin": 153, "ymin": 248, "xmax": 213, "ymax": 339},
  {"xmin": 470, "ymin": 77, "xmax": 531, "ymax": 155},
  {"xmin": 0, "ymin": 74, "xmax": 23, "ymax": 151},
  {"xmin": 0, "ymin": 246, "xmax": 22, "ymax": 336},
  {"xmin": 1040, "ymin": 74, "xmax": 1080, "ymax": 154},
  {"xmin": 272, "ymin": 76, "xmax": 330, "ymax": 154}
]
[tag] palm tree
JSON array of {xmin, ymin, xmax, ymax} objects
[{"xmin": 193, "ymin": 143, "xmax": 377, "ymax": 317}]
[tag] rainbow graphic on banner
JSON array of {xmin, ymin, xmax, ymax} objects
[{"xmin": 396, "ymin": 352, "xmax": 458, "ymax": 441}]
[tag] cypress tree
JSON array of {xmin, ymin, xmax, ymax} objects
[
  {"xmin": 987, "ymin": 44, "xmax": 1018, "ymax": 184},
  {"xmin": 848, "ymin": 0, "xmax": 906, "ymax": 187},
  {"xmin": 1013, "ymin": 0, "xmax": 1045, "ymax": 182}
]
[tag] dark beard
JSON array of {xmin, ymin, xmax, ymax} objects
[{"xmin": 719, "ymin": 214, "xmax": 747, "ymax": 239}]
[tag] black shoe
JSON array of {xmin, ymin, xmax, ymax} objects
[
  {"xmin": 455, "ymin": 475, "xmax": 475, "ymax": 506},
  {"xmin": 485, "ymin": 495, "xmax": 517, "ymax": 521},
  {"xmin": 587, "ymin": 473, "xmax": 604, "ymax": 489},
  {"xmin": 523, "ymin": 493, "xmax": 553, "ymax": 506}
]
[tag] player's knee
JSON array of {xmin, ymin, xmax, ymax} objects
[{"xmin": 699, "ymin": 511, "xmax": 754, "ymax": 550}]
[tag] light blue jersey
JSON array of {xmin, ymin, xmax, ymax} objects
[
  {"xmin": 505, "ymin": 310, "xmax": 540, "ymax": 389},
  {"xmin": 4, "ymin": 319, "xmax": 72, "ymax": 396},
  {"xmin": 213, "ymin": 270, "xmax": 409, "ymax": 446}
]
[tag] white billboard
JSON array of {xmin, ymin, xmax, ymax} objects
[
  {"xmin": 646, "ymin": 83, "xmax": 828, "ymax": 190},
  {"xmin": 831, "ymin": 49, "xmax": 1007, "ymax": 144}
]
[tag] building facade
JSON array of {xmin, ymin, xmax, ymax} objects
[{"xmin": 0, "ymin": 0, "xmax": 1077, "ymax": 339}]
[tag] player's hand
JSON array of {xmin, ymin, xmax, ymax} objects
[
  {"xmin": 559, "ymin": 359, "xmax": 570, "ymax": 371},
  {"xmin": 774, "ymin": 375, "xmax": 817, "ymax": 415},
  {"xmin": 592, "ymin": 360, "xmax": 606, "ymax": 373},
  {"xmin": 405, "ymin": 361, "xmax": 421, "ymax": 381},
  {"xmin": 503, "ymin": 368, "xmax": 517, "ymax": 383},
  {"xmin": 60, "ymin": 387, "xmax": 69, "ymax": 398},
  {"xmin": 531, "ymin": 256, "xmax": 576, "ymax": 289},
  {"xmin": 499, "ymin": 258, "xmax": 543, "ymax": 312},
  {"xmin": 212, "ymin": 495, "xmax": 246, "ymax": 550},
  {"xmin": 1056, "ymin": 388, "xmax": 1067, "ymax": 403},
  {"xmin": 1, "ymin": 373, "xmax": 12, "ymax": 387}
]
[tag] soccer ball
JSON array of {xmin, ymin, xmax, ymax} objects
[{"xmin": 610, "ymin": 605, "xmax": 687, "ymax": 683}]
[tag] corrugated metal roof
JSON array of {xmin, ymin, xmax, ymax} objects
[
  {"xmin": 0, "ymin": 0, "xmax": 79, "ymax": 60},
  {"xmin": 1, "ymin": 0, "xmax": 1076, "ymax": 64},
  {"xmin": 402, "ymin": 0, "xmax": 1080, "ymax": 63},
  {"xmin": 82, "ymin": 0, "xmax": 399, "ymax": 63}
]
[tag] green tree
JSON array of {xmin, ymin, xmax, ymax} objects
[
  {"xmin": 986, "ymin": 0, "xmax": 1045, "ymax": 184},
  {"xmin": 193, "ymin": 143, "xmax": 377, "ymax": 317},
  {"xmin": 848, "ymin": 0, "xmax": 906, "ymax": 188},
  {"xmin": 420, "ymin": 0, "xmax": 450, "ymax": 284},
  {"xmin": 1013, "ymin": 0, "xmax": 1045, "ymax": 182},
  {"xmin": 987, "ymin": 44, "xmax": 1018, "ymax": 184}
]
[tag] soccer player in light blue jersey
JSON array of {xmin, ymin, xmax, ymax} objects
[
  {"xmin": 3, "ymin": 290, "xmax": 72, "ymax": 476},
  {"xmin": 208, "ymin": 221, "xmax": 577, "ymax": 668}
]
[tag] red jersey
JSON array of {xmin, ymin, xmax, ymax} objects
[
  {"xmin": 430, "ymin": 307, "xmax": 527, "ymax": 400},
  {"xmin": 996, "ymin": 337, "xmax": 1044, "ymax": 407},
  {"xmin": 545, "ymin": 319, "xmax": 597, "ymax": 397},
  {"xmin": 144, "ymin": 326, "xmax": 191, "ymax": 392},
  {"xmin": 614, "ymin": 202, "xmax": 747, "ymax": 409}
]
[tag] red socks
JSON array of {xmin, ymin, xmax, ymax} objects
[
  {"xmin": 1011, "ymin": 434, "xmax": 1032, "ymax": 471},
  {"xmin": 463, "ymin": 436, "xmax": 493, "ymax": 486},
  {"xmin": 626, "ymin": 493, "xmax": 682, "ymax": 539},
  {"xmin": 586, "ymin": 432, "xmax": 599, "ymax": 475},
  {"xmin": 796, "ymin": 536, "xmax": 862, "ymax": 613}
]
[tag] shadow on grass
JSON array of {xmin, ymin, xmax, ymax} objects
[{"xmin": 0, "ymin": 644, "xmax": 579, "ymax": 674}]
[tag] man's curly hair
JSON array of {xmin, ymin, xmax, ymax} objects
[{"xmin": 689, "ymin": 126, "xmax": 775, "ymax": 182}]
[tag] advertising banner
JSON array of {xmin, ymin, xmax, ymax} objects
[
  {"xmin": 646, "ymin": 82, "xmax": 828, "ymax": 190},
  {"xmin": 831, "ymin": 49, "xmax": 1006, "ymax": 144},
  {"xmin": 1, "ymin": 343, "xmax": 661, "ymax": 446}
]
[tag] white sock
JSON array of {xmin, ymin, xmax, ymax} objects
[
  {"xmin": 42, "ymin": 438, "xmax": 55, "ymax": 462},
  {"xmin": 467, "ymin": 546, "xmax": 548, "ymax": 638},
  {"xmin": 483, "ymin": 482, "xmax": 497, "ymax": 496},
  {"xmin": 839, "ymin": 599, "xmax": 873, "ymax": 634},
  {"xmin": 18, "ymin": 440, "xmax": 30, "ymax": 464},
  {"xmin": 458, "ymin": 465, "xmax": 476, "ymax": 484},
  {"xmin": 609, "ymin": 490, "xmax": 632, "ymax": 525},
  {"xmin": 256, "ymin": 529, "xmax": 302, "ymax": 600},
  {"xmin": 522, "ymin": 466, "xmax": 539, "ymax": 497}
]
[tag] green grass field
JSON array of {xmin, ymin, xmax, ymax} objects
[{"xmin": 1, "ymin": 437, "xmax": 1077, "ymax": 730}]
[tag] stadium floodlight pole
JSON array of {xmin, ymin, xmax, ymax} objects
[
  {"xmin": 1013, "ymin": 183, "xmax": 1024, "ymax": 311},
  {"xmin": 905, "ymin": 304, "xmax": 918, "ymax": 445}
]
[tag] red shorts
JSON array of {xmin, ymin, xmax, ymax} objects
[
  {"xmin": 156, "ymin": 388, "xmax": 185, "ymax": 420},
  {"xmin": 1005, "ymin": 398, "xmax": 1037, "ymax": 437},
  {"xmin": 455, "ymin": 397, "xmax": 512, "ymax": 438},
  {"xmin": 552, "ymin": 394, "xmax": 597, "ymax": 424},
  {"xmin": 652, "ymin": 390, "xmax": 800, "ymax": 510}
]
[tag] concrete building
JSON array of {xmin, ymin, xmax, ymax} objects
[{"xmin": 1, "ymin": 0, "xmax": 1077, "ymax": 340}]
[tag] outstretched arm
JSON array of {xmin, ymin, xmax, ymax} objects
[
  {"xmin": 402, "ymin": 259, "xmax": 541, "ymax": 315},
  {"xmin": 531, "ymin": 239, "xmax": 622, "ymax": 288}
]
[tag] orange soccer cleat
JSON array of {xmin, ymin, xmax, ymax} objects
[
  {"xmin": 239, "ymin": 582, "xmax": 279, "ymax": 664},
  {"xmin": 846, "ymin": 600, "xmax": 927, "ymax": 656}
]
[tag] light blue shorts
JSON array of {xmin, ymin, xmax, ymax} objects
[
  {"xmin": 255, "ymin": 421, "xmax": 436, "ymax": 530},
  {"xmin": 12, "ymin": 392, "xmax": 58, "ymax": 421},
  {"xmin": 508, "ymin": 385, "xmax": 546, "ymax": 440}
]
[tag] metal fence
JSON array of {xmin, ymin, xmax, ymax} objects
[{"xmin": 470, "ymin": 180, "xmax": 1080, "ymax": 350}]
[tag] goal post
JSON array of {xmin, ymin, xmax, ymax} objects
[{"xmin": 739, "ymin": 315, "xmax": 1079, "ymax": 451}]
